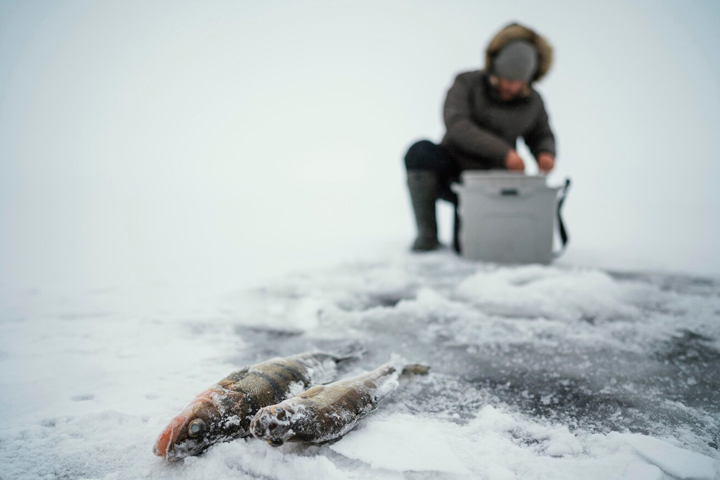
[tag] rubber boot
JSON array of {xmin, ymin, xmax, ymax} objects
[{"xmin": 407, "ymin": 170, "xmax": 440, "ymax": 252}]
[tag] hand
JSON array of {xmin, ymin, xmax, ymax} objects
[
  {"xmin": 537, "ymin": 153, "xmax": 555, "ymax": 172},
  {"xmin": 504, "ymin": 150, "xmax": 525, "ymax": 172}
]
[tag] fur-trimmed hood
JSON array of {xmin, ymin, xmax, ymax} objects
[{"xmin": 485, "ymin": 23, "xmax": 553, "ymax": 83}]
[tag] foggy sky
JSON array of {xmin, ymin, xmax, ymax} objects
[{"xmin": 1, "ymin": 0, "xmax": 719, "ymax": 292}]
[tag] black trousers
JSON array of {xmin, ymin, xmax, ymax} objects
[
  {"xmin": 404, "ymin": 139, "xmax": 460, "ymax": 204},
  {"xmin": 404, "ymin": 139, "xmax": 461, "ymax": 250}
]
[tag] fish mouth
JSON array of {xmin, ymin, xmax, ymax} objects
[
  {"xmin": 251, "ymin": 406, "xmax": 294, "ymax": 447},
  {"xmin": 154, "ymin": 388, "xmax": 222, "ymax": 460},
  {"xmin": 153, "ymin": 414, "xmax": 188, "ymax": 459}
]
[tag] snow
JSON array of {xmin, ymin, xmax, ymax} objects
[
  {"xmin": 621, "ymin": 461, "xmax": 665, "ymax": 480},
  {"xmin": 1, "ymin": 252, "xmax": 719, "ymax": 479},
  {"xmin": 455, "ymin": 266, "xmax": 643, "ymax": 321},
  {"xmin": 329, "ymin": 413, "xmax": 470, "ymax": 474},
  {"xmin": 622, "ymin": 434, "xmax": 716, "ymax": 480}
]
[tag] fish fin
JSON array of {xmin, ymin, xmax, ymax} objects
[
  {"xmin": 220, "ymin": 366, "xmax": 250, "ymax": 385},
  {"xmin": 330, "ymin": 342, "xmax": 366, "ymax": 363},
  {"xmin": 312, "ymin": 358, "xmax": 341, "ymax": 385},
  {"xmin": 401, "ymin": 364, "xmax": 430, "ymax": 377}
]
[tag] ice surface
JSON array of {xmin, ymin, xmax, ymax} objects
[
  {"xmin": 621, "ymin": 461, "xmax": 665, "ymax": 480},
  {"xmin": 1, "ymin": 252, "xmax": 719, "ymax": 479},
  {"xmin": 330, "ymin": 413, "xmax": 470, "ymax": 474},
  {"xmin": 622, "ymin": 433, "xmax": 716, "ymax": 480}
]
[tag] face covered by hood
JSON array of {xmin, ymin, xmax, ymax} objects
[{"xmin": 485, "ymin": 22, "xmax": 554, "ymax": 84}]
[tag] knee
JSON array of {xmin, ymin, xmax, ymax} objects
[{"xmin": 404, "ymin": 140, "xmax": 441, "ymax": 171}]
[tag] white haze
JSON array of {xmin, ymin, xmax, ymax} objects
[
  {"xmin": 1, "ymin": 0, "xmax": 719, "ymax": 296},
  {"xmin": 2, "ymin": 4, "xmax": 720, "ymax": 479}
]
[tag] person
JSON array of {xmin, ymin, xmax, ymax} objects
[{"xmin": 404, "ymin": 22, "xmax": 556, "ymax": 252}]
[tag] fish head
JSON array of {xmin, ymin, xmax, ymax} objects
[
  {"xmin": 153, "ymin": 388, "xmax": 249, "ymax": 461},
  {"xmin": 250, "ymin": 404, "xmax": 296, "ymax": 447}
]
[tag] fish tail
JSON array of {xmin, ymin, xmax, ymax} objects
[{"xmin": 401, "ymin": 364, "xmax": 430, "ymax": 377}]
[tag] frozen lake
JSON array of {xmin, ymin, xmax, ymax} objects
[{"xmin": 1, "ymin": 251, "xmax": 718, "ymax": 479}]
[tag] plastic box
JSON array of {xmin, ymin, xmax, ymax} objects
[{"xmin": 452, "ymin": 171, "xmax": 564, "ymax": 264}]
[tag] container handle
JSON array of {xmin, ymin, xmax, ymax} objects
[{"xmin": 553, "ymin": 178, "xmax": 571, "ymax": 258}]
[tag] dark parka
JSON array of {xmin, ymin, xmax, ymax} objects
[{"xmin": 440, "ymin": 23, "xmax": 556, "ymax": 170}]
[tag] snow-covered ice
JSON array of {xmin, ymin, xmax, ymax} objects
[
  {"xmin": 329, "ymin": 413, "xmax": 470, "ymax": 474},
  {"xmin": 622, "ymin": 434, "xmax": 716, "ymax": 480},
  {"xmin": 1, "ymin": 251, "xmax": 719, "ymax": 479}
]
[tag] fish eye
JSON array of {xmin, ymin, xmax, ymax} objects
[{"xmin": 187, "ymin": 419, "xmax": 207, "ymax": 438}]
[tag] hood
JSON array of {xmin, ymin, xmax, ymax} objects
[{"xmin": 485, "ymin": 22, "xmax": 553, "ymax": 83}]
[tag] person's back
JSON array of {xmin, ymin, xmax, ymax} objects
[{"xmin": 404, "ymin": 22, "xmax": 557, "ymax": 252}]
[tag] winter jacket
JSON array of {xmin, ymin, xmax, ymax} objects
[{"xmin": 440, "ymin": 23, "xmax": 556, "ymax": 170}]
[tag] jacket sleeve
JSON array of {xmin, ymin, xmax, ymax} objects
[
  {"xmin": 523, "ymin": 97, "xmax": 556, "ymax": 158},
  {"xmin": 443, "ymin": 73, "xmax": 512, "ymax": 168}
]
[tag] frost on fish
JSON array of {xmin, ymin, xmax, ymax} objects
[
  {"xmin": 297, "ymin": 356, "xmax": 340, "ymax": 386},
  {"xmin": 250, "ymin": 357, "xmax": 429, "ymax": 447},
  {"xmin": 286, "ymin": 381, "xmax": 307, "ymax": 399},
  {"xmin": 153, "ymin": 350, "xmax": 358, "ymax": 460}
]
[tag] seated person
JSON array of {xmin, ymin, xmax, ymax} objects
[{"xmin": 405, "ymin": 22, "xmax": 556, "ymax": 251}]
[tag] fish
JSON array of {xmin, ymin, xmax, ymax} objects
[
  {"xmin": 250, "ymin": 359, "xmax": 429, "ymax": 447},
  {"xmin": 153, "ymin": 348, "xmax": 362, "ymax": 461}
]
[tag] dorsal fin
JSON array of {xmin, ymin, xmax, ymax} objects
[{"xmin": 401, "ymin": 364, "xmax": 430, "ymax": 377}]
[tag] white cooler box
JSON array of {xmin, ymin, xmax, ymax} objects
[{"xmin": 451, "ymin": 171, "xmax": 570, "ymax": 264}]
